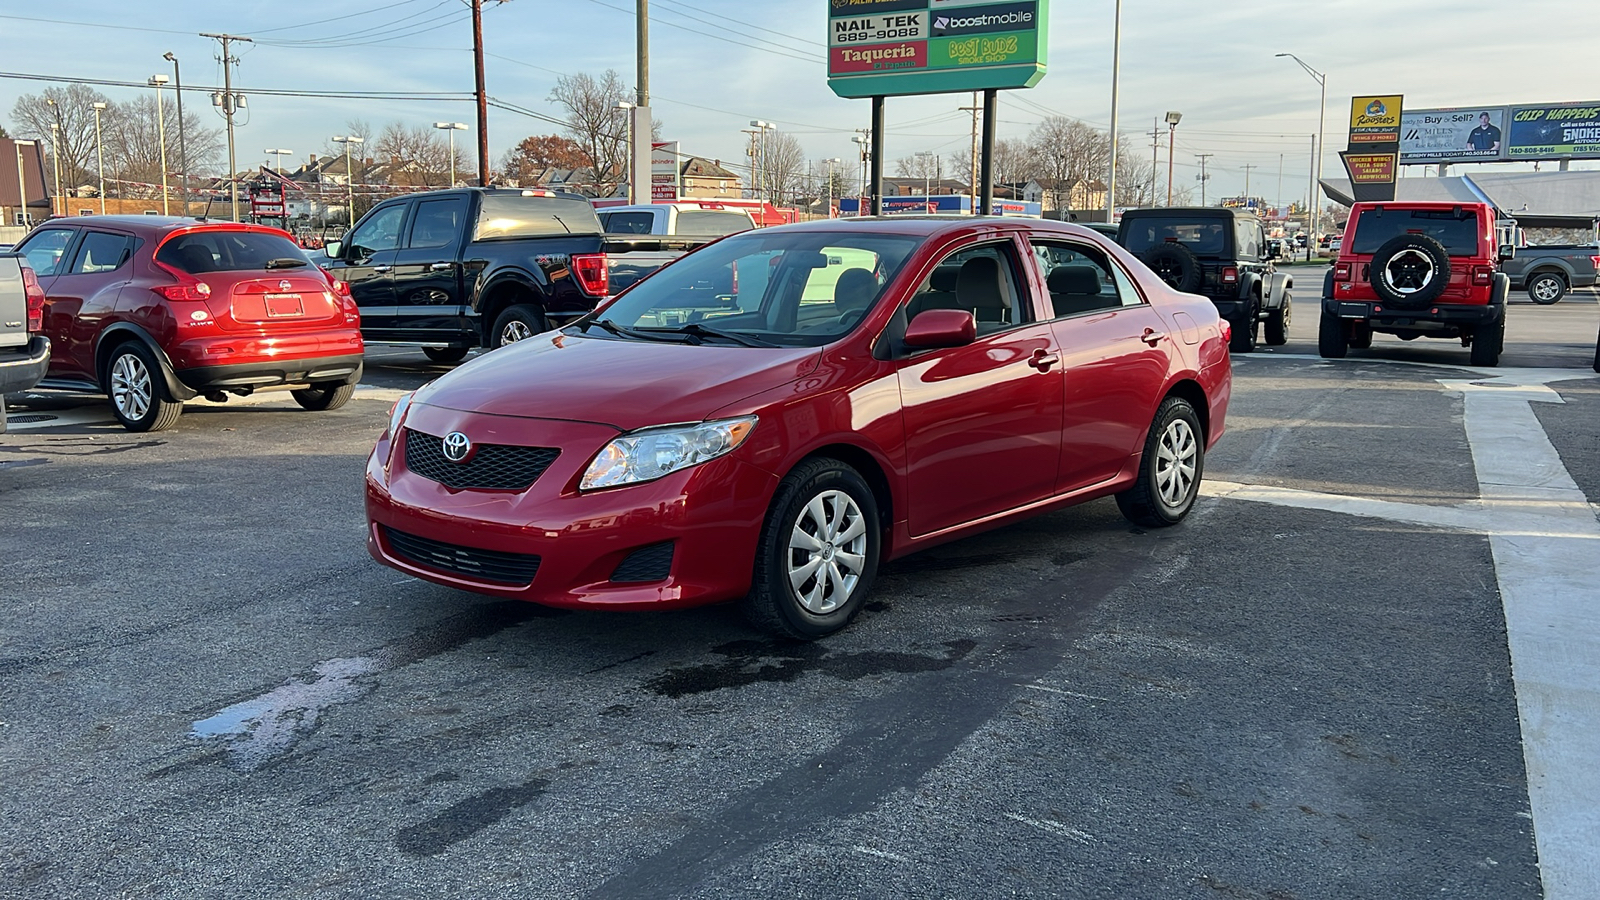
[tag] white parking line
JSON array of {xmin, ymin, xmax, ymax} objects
[
  {"xmin": 1004, "ymin": 813, "xmax": 1094, "ymax": 845},
  {"xmin": 4, "ymin": 385, "xmax": 410, "ymax": 431}
]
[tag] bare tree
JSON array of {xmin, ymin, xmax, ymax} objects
[
  {"xmin": 10, "ymin": 85, "xmax": 110, "ymax": 188},
  {"xmin": 1113, "ymin": 140, "xmax": 1154, "ymax": 208},
  {"xmin": 375, "ymin": 121, "xmax": 465, "ymax": 188},
  {"xmin": 951, "ymin": 138, "xmax": 1033, "ymax": 190},
  {"xmin": 106, "ymin": 96, "xmax": 223, "ymax": 189},
  {"xmin": 1026, "ymin": 116, "xmax": 1109, "ymax": 211},
  {"xmin": 548, "ymin": 70, "xmax": 631, "ymax": 196},
  {"xmin": 500, "ymin": 135, "xmax": 591, "ymax": 184},
  {"xmin": 762, "ymin": 132, "xmax": 807, "ymax": 205},
  {"xmin": 893, "ymin": 153, "xmax": 945, "ymax": 180}
]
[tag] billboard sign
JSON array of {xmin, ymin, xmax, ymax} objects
[
  {"xmin": 651, "ymin": 141, "xmax": 679, "ymax": 201},
  {"xmin": 1507, "ymin": 103, "xmax": 1600, "ymax": 161},
  {"xmin": 1348, "ymin": 95, "xmax": 1403, "ymax": 145},
  {"xmin": 827, "ymin": 0, "xmax": 1047, "ymax": 99},
  {"xmin": 1400, "ymin": 107, "xmax": 1507, "ymax": 164}
]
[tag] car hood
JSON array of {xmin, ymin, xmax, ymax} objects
[{"xmin": 413, "ymin": 332, "xmax": 822, "ymax": 431}]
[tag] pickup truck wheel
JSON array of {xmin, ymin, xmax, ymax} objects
[
  {"xmin": 106, "ymin": 342, "xmax": 183, "ymax": 432},
  {"xmin": 1318, "ymin": 309, "xmax": 1349, "ymax": 359},
  {"xmin": 1470, "ymin": 316, "xmax": 1505, "ymax": 368},
  {"xmin": 743, "ymin": 458, "xmax": 880, "ymax": 640},
  {"xmin": 1527, "ymin": 272, "xmax": 1567, "ymax": 305},
  {"xmin": 492, "ymin": 305, "xmax": 547, "ymax": 348},
  {"xmin": 423, "ymin": 346, "xmax": 469, "ymax": 363},
  {"xmin": 1116, "ymin": 396, "xmax": 1204, "ymax": 528},
  {"xmin": 1229, "ymin": 299, "xmax": 1260, "ymax": 353},
  {"xmin": 1264, "ymin": 293, "xmax": 1291, "ymax": 345},
  {"xmin": 292, "ymin": 382, "xmax": 355, "ymax": 411}
]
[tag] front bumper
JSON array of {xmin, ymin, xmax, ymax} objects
[
  {"xmin": 364, "ymin": 403, "xmax": 780, "ymax": 611},
  {"xmin": 0, "ymin": 336, "xmax": 51, "ymax": 395}
]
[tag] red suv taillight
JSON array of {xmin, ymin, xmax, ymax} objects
[
  {"xmin": 572, "ymin": 252, "xmax": 609, "ymax": 297},
  {"xmin": 20, "ymin": 264, "xmax": 45, "ymax": 333},
  {"xmin": 1472, "ymin": 265, "xmax": 1494, "ymax": 286},
  {"xmin": 1220, "ymin": 266, "xmax": 1238, "ymax": 285},
  {"xmin": 1333, "ymin": 261, "xmax": 1352, "ymax": 282},
  {"xmin": 155, "ymin": 282, "xmax": 213, "ymax": 302}
]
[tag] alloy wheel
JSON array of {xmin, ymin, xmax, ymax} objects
[
  {"xmin": 110, "ymin": 353, "xmax": 153, "ymax": 422},
  {"xmin": 500, "ymin": 320, "xmax": 535, "ymax": 344},
  {"xmin": 787, "ymin": 490, "xmax": 868, "ymax": 614},
  {"xmin": 1531, "ymin": 277, "xmax": 1562, "ymax": 303},
  {"xmin": 1155, "ymin": 418, "xmax": 1198, "ymax": 508},
  {"xmin": 1382, "ymin": 249, "xmax": 1435, "ymax": 295}
]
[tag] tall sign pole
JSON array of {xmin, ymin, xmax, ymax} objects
[
  {"xmin": 632, "ymin": 0, "xmax": 652, "ymax": 205},
  {"xmin": 471, "ymin": 0, "xmax": 489, "ymax": 186},
  {"xmin": 1105, "ymin": 0, "xmax": 1122, "ymax": 223}
]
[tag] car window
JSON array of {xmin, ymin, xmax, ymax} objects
[
  {"xmin": 407, "ymin": 198, "xmax": 467, "ymax": 251},
  {"xmin": 1235, "ymin": 220, "xmax": 1259, "ymax": 260},
  {"xmin": 906, "ymin": 241, "xmax": 1032, "ymax": 335},
  {"xmin": 16, "ymin": 227, "xmax": 76, "ymax": 278},
  {"xmin": 676, "ymin": 210, "xmax": 753, "ymax": 236},
  {"xmin": 1349, "ymin": 208, "xmax": 1482, "ymax": 257},
  {"xmin": 1122, "ymin": 217, "xmax": 1229, "ymax": 256},
  {"xmin": 474, "ymin": 195, "xmax": 603, "ymax": 239},
  {"xmin": 602, "ymin": 212, "xmax": 654, "ymax": 234},
  {"xmin": 68, "ymin": 231, "xmax": 136, "ymax": 275},
  {"xmin": 1029, "ymin": 240, "xmax": 1128, "ymax": 317},
  {"xmin": 348, "ymin": 204, "xmax": 408, "ymax": 256},
  {"xmin": 592, "ymin": 230, "xmax": 919, "ymax": 347},
  {"xmin": 156, "ymin": 230, "xmax": 309, "ymax": 274}
]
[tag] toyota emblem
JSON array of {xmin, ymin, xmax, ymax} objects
[
  {"xmin": 278, "ymin": 279, "xmax": 292, "ymax": 291},
  {"xmin": 441, "ymin": 432, "xmax": 471, "ymax": 462}
]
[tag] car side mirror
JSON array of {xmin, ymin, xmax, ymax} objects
[
  {"xmin": 323, "ymin": 240, "xmax": 343, "ymax": 259},
  {"xmin": 1497, "ymin": 243, "xmax": 1515, "ymax": 262},
  {"xmin": 905, "ymin": 309, "xmax": 977, "ymax": 349}
]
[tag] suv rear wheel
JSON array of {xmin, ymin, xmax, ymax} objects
[
  {"xmin": 1264, "ymin": 294, "xmax": 1291, "ymax": 346},
  {"xmin": 292, "ymin": 382, "xmax": 355, "ymax": 411},
  {"xmin": 1229, "ymin": 298, "xmax": 1260, "ymax": 353},
  {"xmin": 1469, "ymin": 316, "xmax": 1505, "ymax": 367},
  {"xmin": 106, "ymin": 342, "xmax": 183, "ymax": 432},
  {"xmin": 1318, "ymin": 309, "xmax": 1349, "ymax": 359}
]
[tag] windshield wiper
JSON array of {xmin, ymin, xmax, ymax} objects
[
  {"xmin": 660, "ymin": 322, "xmax": 776, "ymax": 347},
  {"xmin": 577, "ymin": 317, "xmax": 670, "ymax": 342},
  {"xmin": 264, "ymin": 257, "xmax": 310, "ymax": 269}
]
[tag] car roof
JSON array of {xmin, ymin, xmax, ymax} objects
[
  {"xmin": 762, "ymin": 215, "xmax": 1106, "ymax": 241},
  {"xmin": 1121, "ymin": 206, "xmax": 1254, "ymax": 219},
  {"xmin": 27, "ymin": 216, "xmax": 293, "ymax": 238}
]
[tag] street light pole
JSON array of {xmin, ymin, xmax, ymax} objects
[
  {"xmin": 433, "ymin": 122, "xmax": 468, "ymax": 187},
  {"xmin": 1105, "ymin": 0, "xmax": 1122, "ymax": 223},
  {"xmin": 149, "ymin": 75, "xmax": 171, "ymax": 215},
  {"xmin": 916, "ymin": 150, "xmax": 934, "ymax": 206},
  {"xmin": 14, "ymin": 140, "xmax": 36, "ymax": 225},
  {"xmin": 614, "ymin": 104, "xmax": 634, "ymax": 201},
  {"xmin": 749, "ymin": 121, "xmax": 775, "ymax": 203},
  {"xmin": 1165, "ymin": 111, "xmax": 1182, "ymax": 206},
  {"xmin": 48, "ymin": 122, "xmax": 62, "ymax": 218},
  {"xmin": 823, "ymin": 157, "xmax": 840, "ymax": 218},
  {"xmin": 92, "ymin": 102, "xmax": 107, "ymax": 215},
  {"xmin": 332, "ymin": 135, "xmax": 364, "ymax": 228},
  {"xmin": 163, "ymin": 52, "xmax": 187, "ymax": 216},
  {"xmin": 1276, "ymin": 53, "xmax": 1327, "ymax": 251}
]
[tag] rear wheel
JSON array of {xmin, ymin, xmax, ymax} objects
[
  {"xmin": 1527, "ymin": 272, "xmax": 1566, "ymax": 305},
  {"xmin": 1264, "ymin": 293, "xmax": 1291, "ymax": 346},
  {"xmin": 1318, "ymin": 309, "xmax": 1349, "ymax": 359},
  {"xmin": 491, "ymin": 304, "xmax": 547, "ymax": 348},
  {"xmin": 1592, "ymin": 326, "xmax": 1599, "ymax": 374},
  {"xmin": 106, "ymin": 342, "xmax": 183, "ymax": 432},
  {"xmin": 1229, "ymin": 298, "xmax": 1260, "ymax": 353},
  {"xmin": 423, "ymin": 346, "xmax": 469, "ymax": 363},
  {"xmin": 1470, "ymin": 316, "xmax": 1505, "ymax": 368},
  {"xmin": 1116, "ymin": 396, "xmax": 1205, "ymax": 528},
  {"xmin": 1348, "ymin": 321, "xmax": 1374, "ymax": 349},
  {"xmin": 292, "ymin": 382, "xmax": 355, "ymax": 411}
]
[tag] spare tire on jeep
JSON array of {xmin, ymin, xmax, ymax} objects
[
  {"xmin": 1139, "ymin": 242, "xmax": 1203, "ymax": 293},
  {"xmin": 1369, "ymin": 234, "xmax": 1451, "ymax": 308}
]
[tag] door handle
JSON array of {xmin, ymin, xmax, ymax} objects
[
  {"xmin": 429, "ymin": 262, "xmax": 453, "ymax": 271},
  {"xmin": 1028, "ymin": 349, "xmax": 1060, "ymax": 371},
  {"xmin": 1141, "ymin": 328, "xmax": 1166, "ymax": 346},
  {"xmin": 372, "ymin": 265, "xmax": 393, "ymax": 273}
]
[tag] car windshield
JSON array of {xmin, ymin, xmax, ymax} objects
[
  {"xmin": 156, "ymin": 230, "xmax": 310, "ymax": 274},
  {"xmin": 1349, "ymin": 208, "xmax": 1483, "ymax": 257},
  {"xmin": 1121, "ymin": 217, "xmax": 1231, "ymax": 255},
  {"xmin": 584, "ymin": 230, "xmax": 921, "ymax": 347}
]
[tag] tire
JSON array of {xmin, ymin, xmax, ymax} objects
[
  {"xmin": 423, "ymin": 346, "xmax": 469, "ymax": 363},
  {"xmin": 491, "ymin": 304, "xmax": 547, "ymax": 349},
  {"xmin": 1229, "ymin": 298, "xmax": 1260, "ymax": 353},
  {"xmin": 292, "ymin": 382, "xmax": 355, "ymax": 411},
  {"xmin": 1264, "ymin": 293, "xmax": 1291, "ymax": 346},
  {"xmin": 1527, "ymin": 272, "xmax": 1567, "ymax": 305},
  {"xmin": 743, "ymin": 458, "xmax": 880, "ymax": 640},
  {"xmin": 1369, "ymin": 234, "xmax": 1451, "ymax": 309},
  {"xmin": 105, "ymin": 341, "xmax": 184, "ymax": 432},
  {"xmin": 1139, "ymin": 242, "xmax": 1203, "ymax": 293},
  {"xmin": 1469, "ymin": 315, "xmax": 1504, "ymax": 368},
  {"xmin": 1349, "ymin": 321, "xmax": 1373, "ymax": 349},
  {"xmin": 1592, "ymin": 326, "xmax": 1599, "ymax": 374},
  {"xmin": 1116, "ymin": 396, "xmax": 1205, "ymax": 528},
  {"xmin": 1318, "ymin": 309, "xmax": 1349, "ymax": 359}
]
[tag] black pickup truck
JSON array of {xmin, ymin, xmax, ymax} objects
[{"xmin": 321, "ymin": 187, "xmax": 697, "ymax": 362}]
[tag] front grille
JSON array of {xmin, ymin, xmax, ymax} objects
[
  {"xmin": 382, "ymin": 526, "xmax": 541, "ymax": 586},
  {"xmin": 611, "ymin": 541, "xmax": 675, "ymax": 583},
  {"xmin": 404, "ymin": 428, "xmax": 560, "ymax": 491}
]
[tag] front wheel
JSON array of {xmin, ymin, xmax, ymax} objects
[
  {"xmin": 1527, "ymin": 272, "xmax": 1566, "ymax": 305},
  {"xmin": 106, "ymin": 342, "xmax": 184, "ymax": 432},
  {"xmin": 1116, "ymin": 396, "xmax": 1205, "ymax": 528},
  {"xmin": 1264, "ymin": 294, "xmax": 1291, "ymax": 346},
  {"xmin": 491, "ymin": 304, "xmax": 548, "ymax": 349},
  {"xmin": 292, "ymin": 382, "xmax": 355, "ymax": 411},
  {"xmin": 743, "ymin": 458, "xmax": 880, "ymax": 640},
  {"xmin": 1317, "ymin": 309, "xmax": 1349, "ymax": 359}
]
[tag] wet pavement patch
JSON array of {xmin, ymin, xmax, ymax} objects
[
  {"xmin": 643, "ymin": 639, "xmax": 977, "ymax": 698},
  {"xmin": 394, "ymin": 777, "xmax": 549, "ymax": 857}
]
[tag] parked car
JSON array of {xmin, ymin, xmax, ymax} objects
[
  {"xmin": 1117, "ymin": 207, "xmax": 1293, "ymax": 351},
  {"xmin": 365, "ymin": 217, "xmax": 1232, "ymax": 638},
  {"xmin": 1319, "ymin": 201, "xmax": 1510, "ymax": 367},
  {"xmin": 0, "ymin": 252, "xmax": 51, "ymax": 433},
  {"xmin": 598, "ymin": 202, "xmax": 757, "ymax": 237},
  {"xmin": 10, "ymin": 217, "xmax": 364, "ymax": 431},
  {"xmin": 321, "ymin": 187, "xmax": 704, "ymax": 364},
  {"xmin": 1498, "ymin": 242, "xmax": 1599, "ymax": 304}
]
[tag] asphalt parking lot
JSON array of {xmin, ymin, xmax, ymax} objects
[{"xmin": 2, "ymin": 288, "xmax": 1597, "ymax": 899}]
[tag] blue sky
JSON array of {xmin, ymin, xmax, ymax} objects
[{"xmin": 2, "ymin": 0, "xmax": 1595, "ymax": 206}]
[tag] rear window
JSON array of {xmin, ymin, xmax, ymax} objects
[
  {"xmin": 1120, "ymin": 216, "xmax": 1231, "ymax": 256},
  {"xmin": 676, "ymin": 210, "xmax": 753, "ymax": 236},
  {"xmin": 474, "ymin": 194, "xmax": 602, "ymax": 240},
  {"xmin": 1350, "ymin": 208, "xmax": 1483, "ymax": 257},
  {"xmin": 157, "ymin": 230, "xmax": 308, "ymax": 274}
]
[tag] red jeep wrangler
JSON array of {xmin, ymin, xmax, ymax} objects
[{"xmin": 1319, "ymin": 201, "xmax": 1512, "ymax": 367}]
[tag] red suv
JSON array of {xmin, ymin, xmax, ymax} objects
[
  {"xmin": 1318, "ymin": 201, "xmax": 1511, "ymax": 367},
  {"xmin": 12, "ymin": 217, "xmax": 364, "ymax": 430}
]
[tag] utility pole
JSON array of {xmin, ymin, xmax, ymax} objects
[
  {"xmin": 1277, "ymin": 153, "xmax": 1284, "ymax": 215},
  {"xmin": 961, "ymin": 93, "xmax": 980, "ymax": 214},
  {"xmin": 1149, "ymin": 120, "xmax": 1160, "ymax": 208},
  {"xmin": 163, "ymin": 53, "xmax": 187, "ymax": 216},
  {"xmin": 742, "ymin": 129, "xmax": 759, "ymax": 201},
  {"xmin": 469, "ymin": 0, "xmax": 490, "ymax": 186},
  {"xmin": 632, "ymin": 0, "xmax": 651, "ymax": 206},
  {"xmin": 1105, "ymin": 0, "xmax": 1122, "ymax": 223},
  {"xmin": 1241, "ymin": 163, "xmax": 1257, "ymax": 204},
  {"xmin": 201, "ymin": 32, "xmax": 251, "ymax": 221},
  {"xmin": 1195, "ymin": 153, "xmax": 1213, "ymax": 206}
]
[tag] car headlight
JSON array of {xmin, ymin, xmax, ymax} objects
[
  {"xmin": 580, "ymin": 416, "xmax": 758, "ymax": 491},
  {"xmin": 382, "ymin": 391, "xmax": 415, "ymax": 443}
]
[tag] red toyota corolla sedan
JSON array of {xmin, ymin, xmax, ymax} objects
[{"xmin": 367, "ymin": 217, "xmax": 1232, "ymax": 638}]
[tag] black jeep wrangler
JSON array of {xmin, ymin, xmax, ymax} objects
[{"xmin": 1117, "ymin": 207, "xmax": 1293, "ymax": 352}]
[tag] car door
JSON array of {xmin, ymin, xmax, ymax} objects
[
  {"xmin": 1029, "ymin": 237, "xmax": 1174, "ymax": 493},
  {"xmin": 325, "ymin": 201, "xmax": 408, "ymax": 331},
  {"xmin": 47, "ymin": 229, "xmax": 140, "ymax": 378},
  {"xmin": 12, "ymin": 225, "xmax": 83, "ymax": 377},
  {"xmin": 896, "ymin": 237, "xmax": 1066, "ymax": 537},
  {"xmin": 389, "ymin": 195, "xmax": 470, "ymax": 340}
]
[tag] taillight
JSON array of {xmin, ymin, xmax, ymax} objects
[
  {"xmin": 20, "ymin": 265, "xmax": 45, "ymax": 333},
  {"xmin": 155, "ymin": 283, "xmax": 213, "ymax": 301},
  {"xmin": 1218, "ymin": 318, "xmax": 1232, "ymax": 344},
  {"xmin": 572, "ymin": 253, "xmax": 609, "ymax": 297},
  {"xmin": 1472, "ymin": 265, "xmax": 1493, "ymax": 286},
  {"xmin": 328, "ymin": 276, "xmax": 351, "ymax": 298},
  {"xmin": 1221, "ymin": 266, "xmax": 1238, "ymax": 285},
  {"xmin": 1333, "ymin": 262, "xmax": 1352, "ymax": 282},
  {"xmin": 1591, "ymin": 256, "xmax": 1600, "ymax": 270}
]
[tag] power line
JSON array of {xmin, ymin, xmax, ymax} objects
[
  {"xmin": 576, "ymin": 0, "xmax": 825, "ymax": 65},
  {"xmin": 654, "ymin": 0, "xmax": 825, "ymax": 49},
  {"xmin": 0, "ymin": 70, "xmax": 474, "ymax": 101},
  {"xmin": 249, "ymin": 0, "xmax": 439, "ymax": 35}
]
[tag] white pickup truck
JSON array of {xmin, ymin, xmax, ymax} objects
[
  {"xmin": 598, "ymin": 202, "xmax": 756, "ymax": 238},
  {"xmin": 0, "ymin": 253, "xmax": 52, "ymax": 433}
]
